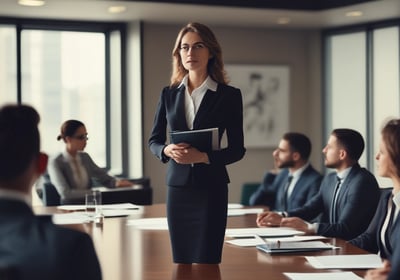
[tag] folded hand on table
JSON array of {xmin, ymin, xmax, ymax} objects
[{"xmin": 364, "ymin": 260, "xmax": 390, "ymax": 280}]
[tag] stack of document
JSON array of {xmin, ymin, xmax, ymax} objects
[{"xmin": 256, "ymin": 241, "xmax": 335, "ymax": 254}]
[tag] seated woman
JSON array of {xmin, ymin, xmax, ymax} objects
[
  {"xmin": 47, "ymin": 120, "xmax": 132, "ymax": 204},
  {"xmin": 350, "ymin": 118, "xmax": 400, "ymax": 261}
]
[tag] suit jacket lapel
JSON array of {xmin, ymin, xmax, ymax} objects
[
  {"xmin": 193, "ymin": 89, "xmax": 216, "ymax": 129},
  {"xmin": 170, "ymin": 86, "xmax": 190, "ymax": 131}
]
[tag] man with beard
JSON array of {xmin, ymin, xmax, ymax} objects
[
  {"xmin": 249, "ymin": 132, "xmax": 322, "ymax": 212},
  {"xmin": 256, "ymin": 128, "xmax": 380, "ymax": 240}
]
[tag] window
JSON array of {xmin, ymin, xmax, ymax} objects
[
  {"xmin": 324, "ymin": 22, "xmax": 400, "ymax": 186},
  {"xmin": 21, "ymin": 30, "xmax": 106, "ymax": 166},
  {"xmin": 0, "ymin": 25, "xmax": 17, "ymax": 103},
  {"xmin": 0, "ymin": 19, "xmax": 132, "ymax": 176}
]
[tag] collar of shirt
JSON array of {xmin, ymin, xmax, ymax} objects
[
  {"xmin": 392, "ymin": 191, "xmax": 400, "ymax": 210},
  {"xmin": 178, "ymin": 75, "xmax": 218, "ymax": 92},
  {"xmin": 336, "ymin": 165, "xmax": 352, "ymax": 183},
  {"xmin": 0, "ymin": 188, "xmax": 31, "ymax": 206},
  {"xmin": 180, "ymin": 75, "xmax": 217, "ymax": 129},
  {"xmin": 290, "ymin": 162, "xmax": 310, "ymax": 179}
]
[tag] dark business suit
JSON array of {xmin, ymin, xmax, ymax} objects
[
  {"xmin": 0, "ymin": 199, "xmax": 101, "ymax": 280},
  {"xmin": 350, "ymin": 189, "xmax": 400, "ymax": 259},
  {"xmin": 388, "ymin": 225, "xmax": 400, "ymax": 280},
  {"xmin": 249, "ymin": 165, "xmax": 322, "ymax": 211},
  {"xmin": 149, "ymin": 83, "xmax": 245, "ymax": 263},
  {"xmin": 287, "ymin": 164, "xmax": 380, "ymax": 240}
]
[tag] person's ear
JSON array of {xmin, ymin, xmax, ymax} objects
[
  {"xmin": 38, "ymin": 152, "xmax": 48, "ymax": 174},
  {"xmin": 292, "ymin": 151, "xmax": 301, "ymax": 161}
]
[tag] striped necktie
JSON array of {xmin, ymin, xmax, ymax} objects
[
  {"xmin": 281, "ymin": 175, "xmax": 293, "ymax": 211},
  {"xmin": 330, "ymin": 176, "xmax": 342, "ymax": 223}
]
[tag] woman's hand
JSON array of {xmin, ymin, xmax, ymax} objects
[
  {"xmin": 115, "ymin": 179, "xmax": 133, "ymax": 188},
  {"xmin": 164, "ymin": 143, "xmax": 209, "ymax": 164}
]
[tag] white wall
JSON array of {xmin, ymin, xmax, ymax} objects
[{"xmin": 141, "ymin": 23, "xmax": 323, "ymax": 203}]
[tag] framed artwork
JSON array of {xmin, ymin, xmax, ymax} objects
[{"xmin": 225, "ymin": 64, "xmax": 290, "ymax": 148}]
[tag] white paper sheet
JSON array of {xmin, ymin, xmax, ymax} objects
[
  {"xmin": 227, "ymin": 208, "xmax": 264, "ymax": 216},
  {"xmin": 284, "ymin": 272, "xmax": 363, "ymax": 280},
  {"xmin": 225, "ymin": 227, "xmax": 304, "ymax": 238},
  {"xmin": 52, "ymin": 212, "xmax": 91, "ymax": 224},
  {"xmin": 126, "ymin": 217, "xmax": 169, "ymax": 230},
  {"xmin": 226, "ymin": 235, "xmax": 329, "ymax": 247},
  {"xmin": 57, "ymin": 203, "xmax": 141, "ymax": 211},
  {"xmin": 306, "ymin": 254, "xmax": 383, "ymax": 269}
]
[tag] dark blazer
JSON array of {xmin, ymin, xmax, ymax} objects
[
  {"xmin": 388, "ymin": 225, "xmax": 400, "ymax": 280},
  {"xmin": 148, "ymin": 84, "xmax": 246, "ymax": 188},
  {"xmin": 249, "ymin": 165, "xmax": 322, "ymax": 211},
  {"xmin": 288, "ymin": 164, "xmax": 380, "ymax": 240},
  {"xmin": 350, "ymin": 189, "xmax": 400, "ymax": 259},
  {"xmin": 47, "ymin": 152, "xmax": 116, "ymax": 203},
  {"xmin": 0, "ymin": 199, "xmax": 101, "ymax": 280}
]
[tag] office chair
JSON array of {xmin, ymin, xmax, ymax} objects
[{"xmin": 240, "ymin": 182, "xmax": 260, "ymax": 206}]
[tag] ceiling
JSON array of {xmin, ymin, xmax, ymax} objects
[{"xmin": 0, "ymin": 0, "xmax": 399, "ymax": 29}]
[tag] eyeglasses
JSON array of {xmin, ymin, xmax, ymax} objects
[
  {"xmin": 72, "ymin": 134, "xmax": 88, "ymax": 141},
  {"xmin": 179, "ymin": 42, "xmax": 206, "ymax": 53}
]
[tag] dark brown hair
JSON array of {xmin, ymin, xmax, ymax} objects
[
  {"xmin": 0, "ymin": 104, "xmax": 40, "ymax": 180},
  {"xmin": 381, "ymin": 119, "xmax": 400, "ymax": 177},
  {"xmin": 331, "ymin": 128, "xmax": 365, "ymax": 161},
  {"xmin": 170, "ymin": 22, "xmax": 228, "ymax": 87},
  {"xmin": 57, "ymin": 120, "xmax": 84, "ymax": 142}
]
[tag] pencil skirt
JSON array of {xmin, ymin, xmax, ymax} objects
[{"xmin": 166, "ymin": 183, "xmax": 228, "ymax": 264}]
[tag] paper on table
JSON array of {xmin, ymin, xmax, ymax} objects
[
  {"xmin": 126, "ymin": 217, "xmax": 169, "ymax": 230},
  {"xmin": 225, "ymin": 227, "xmax": 304, "ymax": 238},
  {"xmin": 227, "ymin": 203, "xmax": 244, "ymax": 209},
  {"xmin": 52, "ymin": 212, "xmax": 91, "ymax": 224},
  {"xmin": 284, "ymin": 272, "xmax": 363, "ymax": 280},
  {"xmin": 306, "ymin": 254, "xmax": 383, "ymax": 269},
  {"xmin": 226, "ymin": 235, "xmax": 329, "ymax": 247},
  {"xmin": 227, "ymin": 208, "xmax": 264, "ymax": 216},
  {"xmin": 58, "ymin": 203, "xmax": 141, "ymax": 211}
]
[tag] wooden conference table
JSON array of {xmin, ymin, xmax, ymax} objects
[{"xmin": 34, "ymin": 204, "xmax": 372, "ymax": 280}]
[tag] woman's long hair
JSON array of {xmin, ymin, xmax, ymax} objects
[{"xmin": 170, "ymin": 22, "xmax": 228, "ymax": 87}]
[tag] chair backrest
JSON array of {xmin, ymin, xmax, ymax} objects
[
  {"xmin": 240, "ymin": 182, "xmax": 260, "ymax": 206},
  {"xmin": 40, "ymin": 173, "xmax": 61, "ymax": 206}
]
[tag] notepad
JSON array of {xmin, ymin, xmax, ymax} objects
[
  {"xmin": 170, "ymin": 127, "xmax": 219, "ymax": 151},
  {"xmin": 257, "ymin": 241, "xmax": 335, "ymax": 254}
]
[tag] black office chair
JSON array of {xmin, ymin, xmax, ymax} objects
[{"xmin": 37, "ymin": 173, "xmax": 61, "ymax": 206}]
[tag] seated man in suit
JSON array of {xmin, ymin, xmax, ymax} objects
[
  {"xmin": 249, "ymin": 132, "xmax": 322, "ymax": 213},
  {"xmin": 0, "ymin": 104, "xmax": 101, "ymax": 280},
  {"xmin": 257, "ymin": 128, "xmax": 380, "ymax": 240}
]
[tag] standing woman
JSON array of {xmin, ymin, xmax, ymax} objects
[
  {"xmin": 350, "ymin": 118, "xmax": 400, "ymax": 265},
  {"xmin": 48, "ymin": 120, "xmax": 132, "ymax": 204},
  {"xmin": 148, "ymin": 22, "xmax": 246, "ymax": 264}
]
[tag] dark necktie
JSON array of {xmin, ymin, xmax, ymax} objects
[
  {"xmin": 330, "ymin": 176, "xmax": 342, "ymax": 223},
  {"xmin": 384, "ymin": 195, "xmax": 396, "ymax": 254},
  {"xmin": 281, "ymin": 175, "xmax": 293, "ymax": 211}
]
